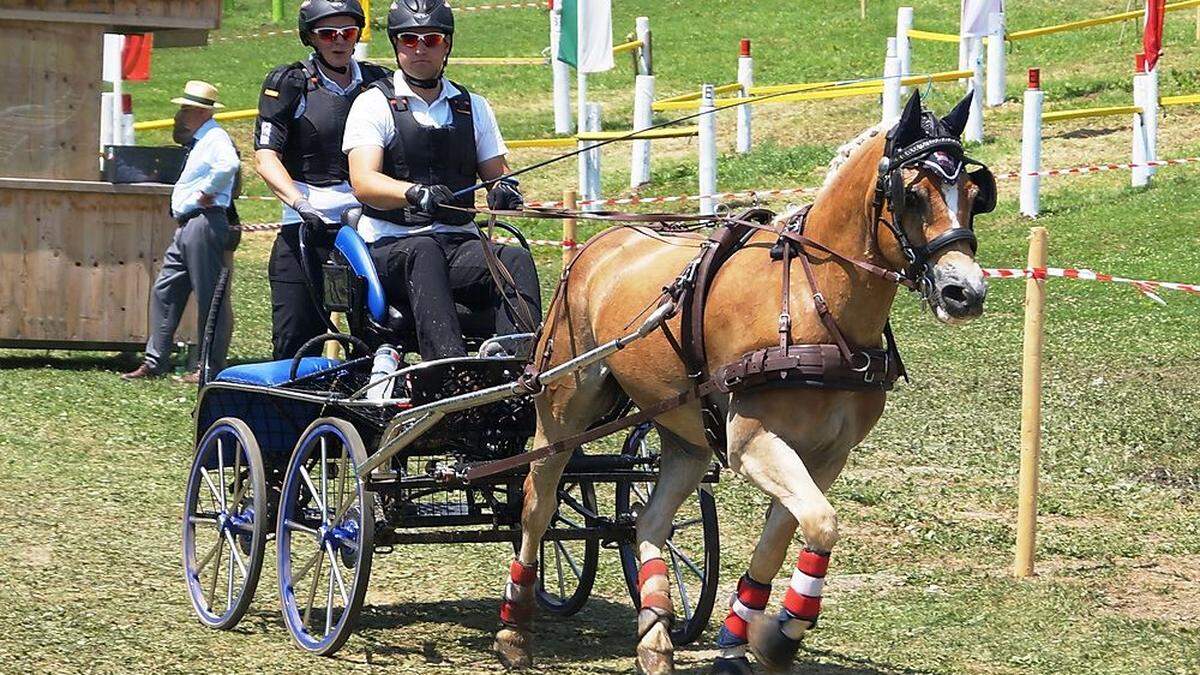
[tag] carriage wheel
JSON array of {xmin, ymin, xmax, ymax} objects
[
  {"xmin": 277, "ymin": 418, "xmax": 375, "ymax": 656},
  {"xmin": 515, "ymin": 479, "xmax": 600, "ymax": 616},
  {"xmin": 182, "ymin": 417, "xmax": 268, "ymax": 630},
  {"xmin": 616, "ymin": 423, "xmax": 721, "ymax": 646}
]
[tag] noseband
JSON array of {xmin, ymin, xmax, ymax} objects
[{"xmin": 872, "ymin": 134, "xmax": 995, "ymax": 293}]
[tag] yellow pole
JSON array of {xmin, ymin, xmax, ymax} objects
[
  {"xmin": 861, "ymin": 0, "xmax": 867, "ymax": 20},
  {"xmin": 562, "ymin": 188, "xmax": 577, "ymax": 269},
  {"xmin": 1014, "ymin": 227, "xmax": 1048, "ymax": 578},
  {"xmin": 362, "ymin": 0, "xmax": 372, "ymax": 43}
]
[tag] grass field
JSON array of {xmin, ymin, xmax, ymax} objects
[{"xmin": 2, "ymin": 1, "xmax": 1199, "ymax": 672}]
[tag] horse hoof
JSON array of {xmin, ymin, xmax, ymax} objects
[
  {"xmin": 710, "ymin": 656, "xmax": 754, "ymax": 674},
  {"xmin": 494, "ymin": 627, "xmax": 533, "ymax": 670},
  {"xmin": 747, "ymin": 614, "xmax": 801, "ymax": 672},
  {"xmin": 635, "ymin": 621, "xmax": 675, "ymax": 674}
]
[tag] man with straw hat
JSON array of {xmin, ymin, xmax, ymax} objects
[{"xmin": 121, "ymin": 80, "xmax": 240, "ymax": 382}]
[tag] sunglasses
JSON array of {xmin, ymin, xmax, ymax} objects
[
  {"xmin": 396, "ymin": 32, "xmax": 447, "ymax": 49},
  {"xmin": 311, "ymin": 25, "xmax": 360, "ymax": 42}
]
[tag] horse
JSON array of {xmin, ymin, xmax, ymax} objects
[{"xmin": 494, "ymin": 91, "xmax": 993, "ymax": 673}]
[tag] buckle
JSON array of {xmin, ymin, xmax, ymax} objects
[
  {"xmin": 811, "ymin": 292, "xmax": 827, "ymax": 311},
  {"xmin": 778, "ymin": 312, "xmax": 791, "ymax": 333},
  {"xmin": 849, "ymin": 351, "xmax": 872, "ymax": 373}
]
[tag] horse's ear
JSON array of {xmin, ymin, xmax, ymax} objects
[
  {"xmin": 892, "ymin": 91, "xmax": 924, "ymax": 147},
  {"xmin": 941, "ymin": 90, "xmax": 974, "ymax": 139}
]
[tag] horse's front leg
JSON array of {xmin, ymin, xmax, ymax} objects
[
  {"xmin": 493, "ymin": 442, "xmax": 571, "ymax": 669},
  {"xmin": 633, "ymin": 428, "xmax": 712, "ymax": 674},
  {"xmin": 711, "ymin": 500, "xmax": 796, "ymax": 674},
  {"xmin": 724, "ymin": 393, "xmax": 856, "ymax": 672}
]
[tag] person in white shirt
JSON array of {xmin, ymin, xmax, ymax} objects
[
  {"xmin": 254, "ymin": 0, "xmax": 392, "ymax": 360},
  {"xmin": 122, "ymin": 81, "xmax": 239, "ymax": 381},
  {"xmin": 344, "ymin": 0, "xmax": 539, "ymax": 361}
]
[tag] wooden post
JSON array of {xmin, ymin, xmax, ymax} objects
[
  {"xmin": 562, "ymin": 188, "xmax": 578, "ymax": 269},
  {"xmin": 1014, "ymin": 226, "xmax": 1048, "ymax": 578},
  {"xmin": 272, "ymin": 0, "xmax": 284, "ymax": 24},
  {"xmin": 861, "ymin": 0, "xmax": 867, "ymax": 21}
]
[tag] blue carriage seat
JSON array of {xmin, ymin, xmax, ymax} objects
[
  {"xmin": 214, "ymin": 357, "xmax": 342, "ymax": 387},
  {"xmin": 331, "ymin": 225, "xmax": 498, "ymax": 340}
]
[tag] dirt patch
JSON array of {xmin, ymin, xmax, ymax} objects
[{"xmin": 1102, "ymin": 555, "xmax": 1200, "ymax": 625}]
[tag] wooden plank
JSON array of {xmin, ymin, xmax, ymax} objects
[
  {"xmin": 0, "ymin": 0, "xmax": 221, "ymax": 30},
  {"xmin": 2, "ymin": 20, "xmax": 102, "ymax": 180},
  {"xmin": 0, "ymin": 176, "xmax": 173, "ymax": 195}
]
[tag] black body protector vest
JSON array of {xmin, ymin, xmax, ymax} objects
[
  {"xmin": 361, "ymin": 78, "xmax": 478, "ymax": 227},
  {"xmin": 276, "ymin": 59, "xmax": 390, "ymax": 187}
]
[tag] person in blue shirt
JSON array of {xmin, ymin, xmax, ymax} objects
[{"xmin": 122, "ymin": 81, "xmax": 240, "ymax": 381}]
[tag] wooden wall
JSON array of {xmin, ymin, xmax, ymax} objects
[
  {"xmin": 0, "ymin": 0, "xmax": 221, "ymax": 30},
  {"xmin": 0, "ymin": 181, "xmax": 195, "ymax": 346}
]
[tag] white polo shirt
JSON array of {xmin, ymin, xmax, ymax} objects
[{"xmin": 342, "ymin": 73, "xmax": 507, "ymax": 242}]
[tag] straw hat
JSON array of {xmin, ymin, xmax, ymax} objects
[{"xmin": 170, "ymin": 80, "xmax": 225, "ymax": 109}]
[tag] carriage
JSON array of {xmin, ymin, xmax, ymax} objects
[{"xmin": 180, "ymin": 211, "xmax": 722, "ymax": 655}]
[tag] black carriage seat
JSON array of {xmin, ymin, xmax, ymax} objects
[
  {"xmin": 328, "ymin": 222, "xmax": 497, "ymax": 348},
  {"xmin": 214, "ymin": 357, "xmax": 342, "ymax": 387}
]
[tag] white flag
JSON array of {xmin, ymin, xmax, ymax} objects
[
  {"xmin": 961, "ymin": 0, "xmax": 1004, "ymax": 37},
  {"xmin": 557, "ymin": 0, "xmax": 614, "ymax": 73}
]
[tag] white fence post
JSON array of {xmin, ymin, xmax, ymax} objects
[
  {"xmin": 882, "ymin": 37, "xmax": 902, "ymax": 126},
  {"xmin": 1132, "ymin": 61, "xmax": 1150, "ymax": 188},
  {"xmin": 986, "ymin": 11, "xmax": 1006, "ymax": 107},
  {"xmin": 635, "ymin": 16, "xmax": 652, "ymax": 76},
  {"xmin": 966, "ymin": 36, "xmax": 985, "ymax": 143},
  {"xmin": 551, "ymin": 0, "xmax": 573, "ymax": 133},
  {"xmin": 586, "ymin": 103, "xmax": 602, "ymax": 209},
  {"xmin": 896, "ymin": 6, "xmax": 913, "ymax": 96},
  {"xmin": 698, "ymin": 84, "xmax": 717, "ymax": 215},
  {"xmin": 630, "ymin": 74, "xmax": 655, "ymax": 188},
  {"xmin": 736, "ymin": 39, "xmax": 753, "ymax": 154},
  {"xmin": 1020, "ymin": 69, "xmax": 1044, "ymax": 218},
  {"xmin": 1145, "ymin": 65, "xmax": 1159, "ymax": 176}
]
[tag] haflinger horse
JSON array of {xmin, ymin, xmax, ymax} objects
[{"xmin": 494, "ymin": 91, "xmax": 993, "ymax": 673}]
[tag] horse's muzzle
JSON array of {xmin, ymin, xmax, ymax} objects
[{"xmin": 931, "ymin": 262, "xmax": 987, "ymax": 323}]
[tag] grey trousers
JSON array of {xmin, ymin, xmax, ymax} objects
[{"xmin": 143, "ymin": 208, "xmax": 233, "ymax": 374}]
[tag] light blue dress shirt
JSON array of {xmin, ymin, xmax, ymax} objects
[{"xmin": 171, "ymin": 118, "xmax": 240, "ymax": 218}]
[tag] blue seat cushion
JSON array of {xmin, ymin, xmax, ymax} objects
[{"xmin": 214, "ymin": 357, "xmax": 343, "ymax": 387}]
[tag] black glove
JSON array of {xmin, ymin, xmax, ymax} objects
[
  {"xmin": 292, "ymin": 198, "xmax": 328, "ymax": 237},
  {"xmin": 486, "ymin": 179, "xmax": 524, "ymax": 211},
  {"xmin": 405, "ymin": 183, "xmax": 456, "ymax": 216}
]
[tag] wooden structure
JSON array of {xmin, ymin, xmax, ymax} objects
[{"xmin": 0, "ymin": 0, "xmax": 222, "ymax": 351}]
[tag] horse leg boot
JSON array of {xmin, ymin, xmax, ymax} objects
[
  {"xmin": 725, "ymin": 413, "xmax": 842, "ymax": 672},
  {"xmin": 634, "ymin": 431, "xmax": 711, "ymax": 674},
  {"xmin": 494, "ymin": 449, "xmax": 572, "ymax": 669},
  {"xmin": 711, "ymin": 501, "xmax": 797, "ymax": 674}
]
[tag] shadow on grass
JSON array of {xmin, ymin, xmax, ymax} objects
[
  {"xmin": 0, "ymin": 352, "xmax": 138, "ymax": 372},
  {"xmin": 800, "ymin": 645, "xmax": 935, "ymax": 675}
]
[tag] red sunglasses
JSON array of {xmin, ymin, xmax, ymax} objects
[
  {"xmin": 311, "ymin": 25, "xmax": 360, "ymax": 42},
  {"xmin": 396, "ymin": 32, "xmax": 447, "ymax": 49}
]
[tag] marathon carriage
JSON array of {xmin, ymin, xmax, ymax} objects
[{"xmin": 181, "ymin": 210, "xmax": 721, "ymax": 655}]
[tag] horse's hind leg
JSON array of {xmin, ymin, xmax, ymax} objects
[
  {"xmin": 711, "ymin": 500, "xmax": 797, "ymax": 674},
  {"xmin": 493, "ymin": 370, "xmax": 620, "ymax": 670},
  {"xmin": 632, "ymin": 426, "xmax": 711, "ymax": 675}
]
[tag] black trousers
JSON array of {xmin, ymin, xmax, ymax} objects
[
  {"xmin": 369, "ymin": 231, "xmax": 542, "ymax": 360},
  {"xmin": 269, "ymin": 224, "xmax": 332, "ymax": 360}
]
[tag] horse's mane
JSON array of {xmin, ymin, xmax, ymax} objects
[{"xmin": 820, "ymin": 122, "xmax": 886, "ymax": 191}]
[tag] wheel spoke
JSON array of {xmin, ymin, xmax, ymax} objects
[
  {"xmin": 336, "ymin": 442, "xmax": 349, "ymax": 526},
  {"xmin": 553, "ymin": 540, "xmax": 566, "ymax": 598},
  {"xmin": 325, "ymin": 555, "xmax": 336, "ymax": 635},
  {"xmin": 326, "ymin": 542, "xmax": 351, "ymax": 606},
  {"xmin": 555, "ymin": 512, "xmax": 584, "ymax": 530},
  {"xmin": 669, "ymin": 547, "xmax": 693, "ymax": 620},
  {"xmin": 200, "ymin": 470, "xmax": 224, "ymax": 510},
  {"xmin": 285, "ymin": 518, "xmax": 320, "ymax": 537},
  {"xmin": 299, "ymin": 466, "xmax": 327, "ymax": 514},
  {"xmin": 224, "ymin": 530, "xmax": 249, "ymax": 578},
  {"xmin": 230, "ymin": 441, "xmax": 245, "ymax": 508},
  {"xmin": 665, "ymin": 539, "xmax": 705, "ymax": 579},
  {"xmin": 206, "ymin": 537, "xmax": 225, "ymax": 611},
  {"xmin": 189, "ymin": 513, "xmax": 220, "ymax": 526},
  {"xmin": 216, "ymin": 438, "xmax": 227, "ymax": 511},
  {"xmin": 195, "ymin": 538, "xmax": 221, "ymax": 574},
  {"xmin": 557, "ymin": 491, "xmax": 597, "ymax": 520},
  {"xmin": 291, "ymin": 544, "xmax": 324, "ymax": 586},
  {"xmin": 226, "ymin": 538, "xmax": 235, "ymax": 609},
  {"xmin": 320, "ymin": 437, "xmax": 330, "ymax": 525},
  {"xmin": 674, "ymin": 516, "xmax": 703, "ymax": 530},
  {"xmin": 302, "ymin": 548, "xmax": 325, "ymax": 631},
  {"xmin": 553, "ymin": 539, "xmax": 583, "ymax": 579},
  {"xmin": 633, "ymin": 482, "xmax": 652, "ymax": 505}
]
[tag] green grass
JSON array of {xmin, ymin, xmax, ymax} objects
[{"xmin": 3, "ymin": 1, "xmax": 1200, "ymax": 672}]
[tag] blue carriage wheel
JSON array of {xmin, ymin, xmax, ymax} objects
[
  {"xmin": 276, "ymin": 417, "xmax": 375, "ymax": 656},
  {"xmin": 182, "ymin": 417, "xmax": 268, "ymax": 630},
  {"xmin": 617, "ymin": 423, "xmax": 721, "ymax": 647}
]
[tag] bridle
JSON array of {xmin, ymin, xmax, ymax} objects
[{"xmin": 871, "ymin": 131, "xmax": 996, "ymax": 296}]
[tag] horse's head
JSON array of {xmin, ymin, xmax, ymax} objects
[{"xmin": 873, "ymin": 92, "xmax": 993, "ymax": 324}]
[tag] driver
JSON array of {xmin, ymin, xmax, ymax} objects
[{"xmin": 343, "ymin": 0, "xmax": 540, "ymax": 361}]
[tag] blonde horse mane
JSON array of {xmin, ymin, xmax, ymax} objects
[{"xmin": 774, "ymin": 123, "xmax": 887, "ymax": 226}]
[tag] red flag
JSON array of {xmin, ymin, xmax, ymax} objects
[
  {"xmin": 1143, "ymin": 0, "xmax": 1165, "ymax": 71},
  {"xmin": 122, "ymin": 33, "xmax": 153, "ymax": 81}
]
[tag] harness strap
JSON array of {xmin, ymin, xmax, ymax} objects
[
  {"xmin": 478, "ymin": 214, "xmax": 540, "ymax": 335},
  {"xmin": 797, "ymin": 252, "xmax": 855, "ymax": 364}
]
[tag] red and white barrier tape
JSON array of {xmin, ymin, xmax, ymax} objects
[
  {"xmin": 983, "ymin": 266, "xmax": 1200, "ymax": 304},
  {"xmin": 996, "ymin": 156, "xmax": 1200, "ymax": 180}
]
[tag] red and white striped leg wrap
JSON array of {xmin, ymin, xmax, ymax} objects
[
  {"xmin": 499, "ymin": 558, "xmax": 537, "ymax": 628},
  {"xmin": 715, "ymin": 574, "xmax": 772, "ymax": 659},
  {"xmin": 637, "ymin": 557, "xmax": 674, "ymax": 637},
  {"xmin": 778, "ymin": 548, "xmax": 830, "ymax": 640}
]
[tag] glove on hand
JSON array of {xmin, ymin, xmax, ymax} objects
[
  {"xmin": 486, "ymin": 179, "xmax": 524, "ymax": 211},
  {"xmin": 405, "ymin": 183, "xmax": 456, "ymax": 216},
  {"xmin": 292, "ymin": 198, "xmax": 328, "ymax": 237}
]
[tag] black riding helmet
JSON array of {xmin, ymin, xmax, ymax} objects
[
  {"xmin": 298, "ymin": 0, "xmax": 366, "ymax": 47},
  {"xmin": 387, "ymin": 0, "xmax": 455, "ymax": 87}
]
